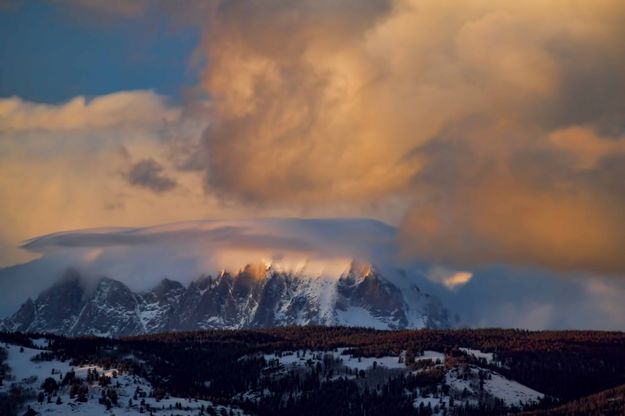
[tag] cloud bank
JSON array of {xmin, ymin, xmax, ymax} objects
[
  {"xmin": 189, "ymin": 0, "xmax": 625, "ymax": 275},
  {"xmin": 4, "ymin": 1, "xmax": 624, "ymax": 276}
]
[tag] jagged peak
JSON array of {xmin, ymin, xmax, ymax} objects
[
  {"xmin": 95, "ymin": 275, "xmax": 122, "ymax": 287},
  {"xmin": 359, "ymin": 262, "xmax": 377, "ymax": 278},
  {"xmin": 1, "ymin": 258, "xmax": 452, "ymax": 335},
  {"xmin": 90, "ymin": 276, "xmax": 133, "ymax": 297},
  {"xmin": 340, "ymin": 261, "xmax": 380, "ymax": 283},
  {"xmin": 10, "ymin": 297, "xmax": 35, "ymax": 319},
  {"xmin": 212, "ymin": 263, "xmax": 271, "ymax": 281},
  {"xmin": 152, "ymin": 277, "xmax": 184, "ymax": 292}
]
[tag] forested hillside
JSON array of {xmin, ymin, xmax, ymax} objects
[{"xmin": 2, "ymin": 328, "xmax": 625, "ymax": 415}]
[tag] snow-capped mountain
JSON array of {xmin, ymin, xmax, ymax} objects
[
  {"xmin": 0, "ymin": 218, "xmax": 460, "ymax": 336},
  {"xmin": 1, "ymin": 263, "xmax": 451, "ymax": 337}
]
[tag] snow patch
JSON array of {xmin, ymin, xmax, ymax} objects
[
  {"xmin": 335, "ymin": 306, "xmax": 391, "ymax": 329},
  {"xmin": 459, "ymin": 347, "xmax": 495, "ymax": 364},
  {"xmin": 484, "ymin": 371, "xmax": 544, "ymax": 406}
]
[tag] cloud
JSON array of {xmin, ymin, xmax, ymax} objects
[
  {"xmin": 183, "ymin": 0, "xmax": 625, "ymax": 275},
  {"xmin": 0, "ymin": 88, "xmax": 395, "ymax": 269},
  {"xmin": 426, "ymin": 266, "xmax": 472, "ymax": 291},
  {"xmin": 10, "ymin": 218, "xmax": 396, "ymax": 307},
  {"xmin": 2, "ymin": 0, "xmax": 625, "ymax": 277},
  {"xmin": 0, "ymin": 91, "xmax": 214, "ymax": 267},
  {"xmin": 195, "ymin": 0, "xmax": 408, "ymax": 203},
  {"xmin": 434, "ymin": 266, "xmax": 625, "ymax": 330},
  {"xmin": 126, "ymin": 158, "xmax": 177, "ymax": 193},
  {"xmin": 0, "ymin": 90, "xmax": 180, "ymax": 132},
  {"xmin": 23, "ymin": 217, "xmax": 394, "ymax": 251}
]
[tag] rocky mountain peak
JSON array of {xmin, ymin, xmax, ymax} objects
[
  {"xmin": 150, "ymin": 278, "xmax": 185, "ymax": 298},
  {"xmin": 2, "ymin": 264, "xmax": 453, "ymax": 336}
]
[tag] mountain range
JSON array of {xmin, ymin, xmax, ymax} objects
[{"xmin": 1, "ymin": 263, "xmax": 452, "ymax": 337}]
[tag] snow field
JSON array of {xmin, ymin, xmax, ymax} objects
[{"xmin": 1, "ymin": 341, "xmax": 248, "ymax": 415}]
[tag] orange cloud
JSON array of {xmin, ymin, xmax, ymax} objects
[
  {"xmin": 426, "ymin": 266, "xmax": 473, "ymax": 290},
  {"xmin": 0, "ymin": 91, "xmax": 216, "ymax": 266},
  {"xmin": 190, "ymin": 0, "xmax": 625, "ymax": 274},
  {"xmin": 2, "ymin": 1, "xmax": 625, "ymax": 276},
  {"xmin": 399, "ymin": 166, "xmax": 625, "ymax": 274}
]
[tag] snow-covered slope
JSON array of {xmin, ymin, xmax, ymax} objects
[
  {"xmin": 1, "ymin": 335, "xmax": 547, "ymax": 416},
  {"xmin": 243, "ymin": 346, "xmax": 544, "ymax": 414},
  {"xmin": 0, "ymin": 340, "xmax": 247, "ymax": 415}
]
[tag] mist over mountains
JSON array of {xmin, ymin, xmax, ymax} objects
[
  {"xmin": 1, "ymin": 262, "xmax": 452, "ymax": 336},
  {"xmin": 2, "ymin": 218, "xmax": 625, "ymax": 330}
]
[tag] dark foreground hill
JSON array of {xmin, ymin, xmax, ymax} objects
[
  {"xmin": 2, "ymin": 327, "xmax": 625, "ymax": 415},
  {"xmin": 522, "ymin": 383, "xmax": 625, "ymax": 416}
]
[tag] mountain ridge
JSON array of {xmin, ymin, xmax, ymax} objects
[{"xmin": 1, "ymin": 262, "xmax": 452, "ymax": 337}]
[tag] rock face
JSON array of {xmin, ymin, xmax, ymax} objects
[
  {"xmin": 8, "ymin": 269, "xmax": 86, "ymax": 334},
  {"xmin": 1, "ymin": 264, "xmax": 452, "ymax": 337}
]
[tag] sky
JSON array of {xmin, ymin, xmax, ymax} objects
[{"xmin": 1, "ymin": 0, "xmax": 625, "ymax": 328}]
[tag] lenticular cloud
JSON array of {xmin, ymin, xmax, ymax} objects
[{"xmin": 22, "ymin": 218, "xmax": 397, "ymax": 288}]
